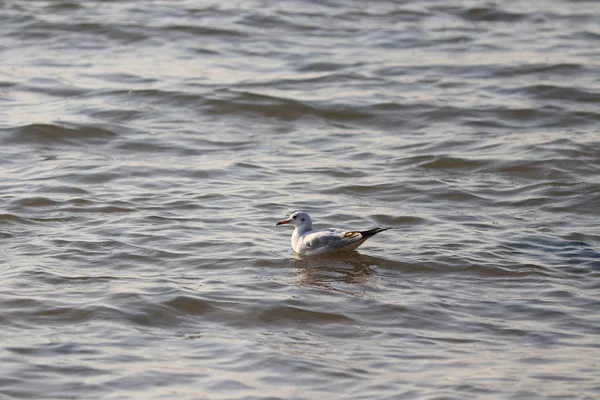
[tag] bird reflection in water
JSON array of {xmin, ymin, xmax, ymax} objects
[{"xmin": 291, "ymin": 252, "xmax": 388, "ymax": 293}]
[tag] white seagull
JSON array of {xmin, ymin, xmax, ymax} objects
[{"xmin": 276, "ymin": 211, "xmax": 390, "ymax": 256}]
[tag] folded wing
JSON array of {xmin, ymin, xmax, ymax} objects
[{"xmin": 303, "ymin": 227, "xmax": 389, "ymax": 252}]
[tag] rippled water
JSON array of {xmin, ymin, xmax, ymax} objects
[{"xmin": 2, "ymin": 1, "xmax": 600, "ymax": 399}]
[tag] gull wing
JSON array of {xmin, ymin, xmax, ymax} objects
[
  {"xmin": 303, "ymin": 229, "xmax": 361, "ymax": 250},
  {"xmin": 302, "ymin": 228, "xmax": 389, "ymax": 252}
]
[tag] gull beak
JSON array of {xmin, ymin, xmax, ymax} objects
[{"xmin": 276, "ymin": 219, "xmax": 290, "ymax": 226}]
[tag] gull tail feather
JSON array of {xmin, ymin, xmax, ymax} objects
[{"xmin": 359, "ymin": 227, "xmax": 391, "ymax": 239}]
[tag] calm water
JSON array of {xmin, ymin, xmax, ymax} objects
[{"xmin": 1, "ymin": 1, "xmax": 600, "ymax": 399}]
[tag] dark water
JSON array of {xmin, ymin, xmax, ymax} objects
[{"xmin": 2, "ymin": 1, "xmax": 600, "ymax": 399}]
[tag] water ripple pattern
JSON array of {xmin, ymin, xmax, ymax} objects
[{"xmin": 1, "ymin": 1, "xmax": 599, "ymax": 399}]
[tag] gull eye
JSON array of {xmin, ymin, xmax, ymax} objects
[
  {"xmin": 293, "ymin": 215, "xmax": 297, "ymax": 219},
  {"xmin": 301, "ymin": 218, "xmax": 305, "ymax": 222}
]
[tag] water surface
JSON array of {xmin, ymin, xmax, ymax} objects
[{"xmin": 1, "ymin": 1, "xmax": 600, "ymax": 399}]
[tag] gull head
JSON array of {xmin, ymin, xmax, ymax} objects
[{"xmin": 276, "ymin": 211, "xmax": 313, "ymax": 231}]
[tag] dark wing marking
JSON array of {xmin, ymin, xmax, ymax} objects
[{"xmin": 358, "ymin": 227, "xmax": 390, "ymax": 239}]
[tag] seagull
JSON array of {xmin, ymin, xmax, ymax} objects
[{"xmin": 276, "ymin": 211, "xmax": 390, "ymax": 256}]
